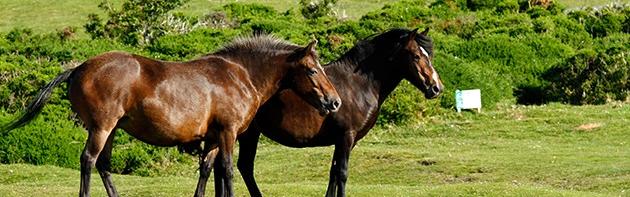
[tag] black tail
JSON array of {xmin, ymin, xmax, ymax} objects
[{"xmin": 1, "ymin": 68, "xmax": 76, "ymax": 132}]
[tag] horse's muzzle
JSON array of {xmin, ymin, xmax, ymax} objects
[{"xmin": 319, "ymin": 97, "xmax": 342, "ymax": 115}]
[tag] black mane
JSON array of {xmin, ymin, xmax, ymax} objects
[{"xmin": 336, "ymin": 28, "xmax": 434, "ymax": 67}]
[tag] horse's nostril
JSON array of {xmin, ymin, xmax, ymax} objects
[
  {"xmin": 332, "ymin": 100, "xmax": 340, "ymax": 109},
  {"xmin": 431, "ymin": 85, "xmax": 441, "ymax": 94}
]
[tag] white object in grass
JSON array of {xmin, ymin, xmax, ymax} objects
[{"xmin": 455, "ymin": 89, "xmax": 481, "ymax": 113}]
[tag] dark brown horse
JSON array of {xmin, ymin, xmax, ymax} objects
[
  {"xmin": 2, "ymin": 35, "xmax": 342, "ymax": 197},
  {"xmin": 227, "ymin": 28, "xmax": 443, "ymax": 197}
]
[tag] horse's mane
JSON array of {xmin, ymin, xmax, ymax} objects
[
  {"xmin": 213, "ymin": 34, "xmax": 301, "ymax": 56},
  {"xmin": 337, "ymin": 28, "xmax": 434, "ymax": 67}
]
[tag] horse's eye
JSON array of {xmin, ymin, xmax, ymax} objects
[
  {"xmin": 307, "ymin": 68, "xmax": 318, "ymax": 76},
  {"xmin": 413, "ymin": 55, "xmax": 421, "ymax": 60}
]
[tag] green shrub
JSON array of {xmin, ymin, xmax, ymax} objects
[
  {"xmin": 299, "ymin": 0, "xmax": 338, "ymax": 19},
  {"xmin": 526, "ymin": 6, "xmax": 551, "ymax": 18},
  {"xmin": 593, "ymin": 32, "xmax": 630, "ymax": 51},
  {"xmin": 467, "ymin": 0, "xmax": 517, "ymax": 11},
  {"xmin": 496, "ymin": 0, "xmax": 520, "ymax": 13},
  {"xmin": 586, "ymin": 11, "xmax": 625, "ymax": 38},
  {"xmin": 545, "ymin": 47, "xmax": 629, "ymax": 104},
  {"xmin": 147, "ymin": 28, "xmax": 240, "ymax": 60},
  {"xmin": 378, "ymin": 82, "xmax": 425, "ymax": 125},
  {"xmin": 569, "ymin": 6, "xmax": 628, "ymax": 38},
  {"xmin": 548, "ymin": 14, "xmax": 592, "ymax": 48},
  {"xmin": 223, "ymin": 3, "xmax": 278, "ymax": 20},
  {"xmin": 361, "ymin": 0, "xmax": 431, "ymax": 29},
  {"xmin": 85, "ymin": 0, "xmax": 189, "ymax": 45},
  {"xmin": 430, "ymin": 0, "xmax": 468, "ymax": 11},
  {"xmin": 472, "ymin": 12, "xmax": 533, "ymax": 38},
  {"xmin": 433, "ymin": 52, "xmax": 514, "ymax": 109},
  {"xmin": 109, "ymin": 132, "xmax": 191, "ymax": 176},
  {"xmin": 0, "ymin": 104, "xmax": 85, "ymax": 169},
  {"xmin": 377, "ymin": 81, "xmax": 446, "ymax": 125},
  {"xmin": 533, "ymin": 16, "xmax": 555, "ymax": 33}
]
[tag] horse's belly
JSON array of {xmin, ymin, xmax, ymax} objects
[
  {"xmin": 118, "ymin": 113, "xmax": 209, "ymax": 146},
  {"xmin": 257, "ymin": 109, "xmax": 334, "ymax": 147},
  {"xmin": 261, "ymin": 128, "xmax": 335, "ymax": 147},
  {"xmin": 119, "ymin": 97, "xmax": 213, "ymax": 146}
]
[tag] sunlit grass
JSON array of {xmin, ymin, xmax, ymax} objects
[{"xmin": 1, "ymin": 103, "xmax": 628, "ymax": 196}]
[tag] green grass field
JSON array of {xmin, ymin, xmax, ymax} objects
[
  {"xmin": 1, "ymin": 0, "xmax": 629, "ymax": 34},
  {"xmin": 1, "ymin": 103, "xmax": 628, "ymax": 196}
]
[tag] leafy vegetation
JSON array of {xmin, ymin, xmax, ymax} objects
[
  {"xmin": 85, "ymin": 0, "xmax": 190, "ymax": 45},
  {"xmin": 299, "ymin": 0, "xmax": 339, "ymax": 19}
]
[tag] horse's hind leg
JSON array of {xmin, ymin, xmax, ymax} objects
[
  {"xmin": 96, "ymin": 129, "xmax": 118, "ymax": 197},
  {"xmin": 194, "ymin": 145, "xmax": 219, "ymax": 197},
  {"xmin": 79, "ymin": 121, "xmax": 117, "ymax": 197}
]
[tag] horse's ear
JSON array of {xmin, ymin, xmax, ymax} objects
[
  {"xmin": 305, "ymin": 39, "xmax": 318, "ymax": 54},
  {"xmin": 408, "ymin": 28, "xmax": 419, "ymax": 42},
  {"xmin": 420, "ymin": 28, "xmax": 429, "ymax": 36},
  {"xmin": 290, "ymin": 39, "xmax": 318, "ymax": 61}
]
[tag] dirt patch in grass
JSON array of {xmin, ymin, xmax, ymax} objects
[{"xmin": 575, "ymin": 123, "xmax": 603, "ymax": 131}]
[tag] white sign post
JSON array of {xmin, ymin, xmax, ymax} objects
[{"xmin": 455, "ymin": 89, "xmax": 482, "ymax": 113}]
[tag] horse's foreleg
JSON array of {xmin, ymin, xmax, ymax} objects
[
  {"xmin": 325, "ymin": 151, "xmax": 339, "ymax": 197},
  {"xmin": 195, "ymin": 147, "xmax": 219, "ymax": 197},
  {"xmin": 237, "ymin": 129, "xmax": 262, "ymax": 197},
  {"xmin": 219, "ymin": 129, "xmax": 237, "ymax": 197},
  {"xmin": 80, "ymin": 126, "xmax": 115, "ymax": 197},
  {"xmin": 95, "ymin": 130, "xmax": 118, "ymax": 197},
  {"xmin": 325, "ymin": 133, "xmax": 354, "ymax": 197}
]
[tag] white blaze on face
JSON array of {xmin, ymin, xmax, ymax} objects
[{"xmin": 419, "ymin": 46, "xmax": 440, "ymax": 83}]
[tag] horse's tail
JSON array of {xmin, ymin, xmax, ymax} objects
[{"xmin": 1, "ymin": 68, "xmax": 76, "ymax": 132}]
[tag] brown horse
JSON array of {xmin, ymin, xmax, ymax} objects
[
  {"xmin": 226, "ymin": 28, "xmax": 443, "ymax": 197},
  {"xmin": 2, "ymin": 35, "xmax": 341, "ymax": 197}
]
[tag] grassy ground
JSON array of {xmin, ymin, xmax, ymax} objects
[
  {"xmin": 0, "ymin": 103, "xmax": 628, "ymax": 196},
  {"xmin": 1, "ymin": 0, "xmax": 629, "ymax": 34}
]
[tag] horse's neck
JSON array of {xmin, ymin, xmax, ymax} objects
[
  {"xmin": 221, "ymin": 54, "xmax": 289, "ymax": 104},
  {"xmin": 326, "ymin": 48, "xmax": 403, "ymax": 139},
  {"xmin": 328, "ymin": 50, "xmax": 402, "ymax": 106}
]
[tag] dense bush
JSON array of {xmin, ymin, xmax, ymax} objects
[
  {"xmin": 569, "ymin": 5, "xmax": 630, "ymax": 38},
  {"xmin": 85, "ymin": 0, "xmax": 190, "ymax": 45},
  {"xmin": 433, "ymin": 52, "xmax": 514, "ymax": 108},
  {"xmin": 299, "ymin": 0, "xmax": 338, "ymax": 19},
  {"xmin": 1, "ymin": 0, "xmax": 629, "ymax": 174},
  {"xmin": 147, "ymin": 28, "xmax": 240, "ymax": 60},
  {"xmin": 545, "ymin": 48, "xmax": 629, "ymax": 104}
]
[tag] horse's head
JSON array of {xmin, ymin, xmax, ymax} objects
[
  {"xmin": 392, "ymin": 28, "xmax": 443, "ymax": 99},
  {"xmin": 286, "ymin": 40, "xmax": 341, "ymax": 115}
]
